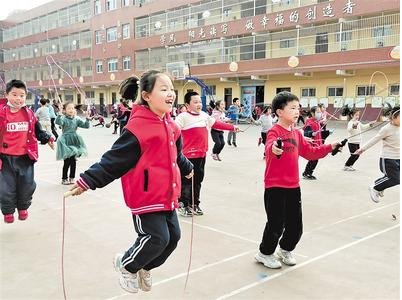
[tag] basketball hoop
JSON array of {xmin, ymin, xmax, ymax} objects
[{"xmin": 166, "ymin": 61, "xmax": 186, "ymax": 80}]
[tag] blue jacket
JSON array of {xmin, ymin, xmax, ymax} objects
[{"xmin": 227, "ymin": 104, "xmax": 240, "ymax": 121}]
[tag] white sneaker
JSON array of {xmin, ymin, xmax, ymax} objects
[
  {"xmin": 138, "ymin": 269, "xmax": 152, "ymax": 292},
  {"xmin": 114, "ymin": 253, "xmax": 138, "ymax": 293},
  {"xmin": 277, "ymin": 248, "xmax": 297, "ymax": 266},
  {"xmin": 254, "ymin": 251, "xmax": 281, "ymax": 269},
  {"xmin": 369, "ymin": 186, "xmax": 380, "ymax": 203}
]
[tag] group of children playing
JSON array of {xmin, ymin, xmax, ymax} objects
[{"xmin": 0, "ymin": 75, "xmax": 399, "ymax": 294}]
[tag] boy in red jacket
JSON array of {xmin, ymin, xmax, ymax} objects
[
  {"xmin": 254, "ymin": 91, "xmax": 341, "ymax": 269},
  {"xmin": 0, "ymin": 80, "xmax": 54, "ymax": 223}
]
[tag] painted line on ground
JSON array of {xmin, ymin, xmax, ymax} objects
[
  {"xmin": 215, "ymin": 224, "xmax": 400, "ymax": 300},
  {"xmin": 105, "ymin": 249, "xmax": 256, "ymax": 300}
]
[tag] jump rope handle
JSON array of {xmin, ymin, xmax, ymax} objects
[
  {"xmin": 276, "ymin": 138, "xmax": 282, "ymax": 159},
  {"xmin": 331, "ymin": 138, "xmax": 347, "ymax": 156},
  {"xmin": 63, "ymin": 188, "xmax": 79, "ymax": 198}
]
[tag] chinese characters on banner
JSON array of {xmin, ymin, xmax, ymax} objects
[{"xmin": 159, "ymin": 0, "xmax": 357, "ymax": 46}]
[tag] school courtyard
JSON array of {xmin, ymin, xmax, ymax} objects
[{"xmin": 0, "ymin": 120, "xmax": 399, "ymax": 300}]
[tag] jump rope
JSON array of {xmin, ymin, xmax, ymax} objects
[{"xmin": 44, "ymin": 67, "xmax": 396, "ymax": 298}]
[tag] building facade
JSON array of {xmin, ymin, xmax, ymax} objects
[{"xmin": 0, "ymin": 0, "xmax": 400, "ymax": 118}]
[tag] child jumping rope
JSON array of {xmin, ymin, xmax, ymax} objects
[
  {"xmin": 0, "ymin": 80, "xmax": 54, "ymax": 223},
  {"xmin": 355, "ymin": 106, "xmax": 400, "ymax": 203},
  {"xmin": 56, "ymin": 101, "xmax": 90, "ymax": 185},
  {"xmin": 302, "ymin": 106, "xmax": 324, "ymax": 180},
  {"xmin": 255, "ymin": 91, "xmax": 341, "ymax": 269},
  {"xmin": 210, "ymin": 100, "xmax": 230, "ymax": 161},
  {"xmin": 254, "ymin": 105, "xmax": 276, "ymax": 158},
  {"xmin": 341, "ymin": 106, "xmax": 374, "ymax": 171},
  {"xmin": 175, "ymin": 91, "xmax": 239, "ymax": 217},
  {"xmin": 68, "ymin": 71, "xmax": 193, "ymax": 293}
]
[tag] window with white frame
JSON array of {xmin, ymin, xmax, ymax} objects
[
  {"xmin": 389, "ymin": 84, "xmax": 400, "ymax": 96},
  {"xmin": 123, "ymin": 56, "xmax": 131, "ymax": 70},
  {"xmin": 95, "ymin": 30, "xmax": 102, "ymax": 44},
  {"xmin": 106, "ymin": 27, "xmax": 117, "ymax": 42},
  {"xmin": 280, "ymin": 39, "xmax": 296, "ymax": 48},
  {"xmin": 327, "ymin": 87, "xmax": 344, "ymax": 97},
  {"xmin": 357, "ymin": 85, "xmax": 375, "ymax": 96},
  {"xmin": 85, "ymin": 91, "xmax": 95, "ymax": 98},
  {"xmin": 301, "ymin": 88, "xmax": 316, "ymax": 97},
  {"xmin": 108, "ymin": 58, "xmax": 118, "ymax": 72},
  {"xmin": 96, "ymin": 60, "xmax": 103, "ymax": 73},
  {"xmin": 207, "ymin": 85, "xmax": 216, "ymax": 96},
  {"xmin": 335, "ymin": 31, "xmax": 352, "ymax": 42},
  {"xmin": 94, "ymin": 0, "xmax": 101, "ymax": 14},
  {"xmin": 372, "ymin": 25, "xmax": 392, "ymax": 37},
  {"xmin": 106, "ymin": 0, "xmax": 117, "ymax": 11},
  {"xmin": 122, "ymin": 24, "xmax": 130, "ymax": 39}
]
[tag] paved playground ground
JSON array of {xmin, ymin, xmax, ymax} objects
[{"xmin": 0, "ymin": 120, "xmax": 399, "ymax": 300}]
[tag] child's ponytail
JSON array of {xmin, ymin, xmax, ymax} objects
[
  {"xmin": 382, "ymin": 103, "xmax": 400, "ymax": 119},
  {"xmin": 341, "ymin": 105, "xmax": 357, "ymax": 120},
  {"xmin": 119, "ymin": 76, "xmax": 139, "ymax": 102}
]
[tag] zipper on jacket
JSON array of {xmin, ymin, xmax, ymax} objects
[{"xmin": 143, "ymin": 169, "xmax": 149, "ymax": 191}]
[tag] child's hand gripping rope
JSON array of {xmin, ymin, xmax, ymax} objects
[
  {"xmin": 331, "ymin": 139, "xmax": 347, "ymax": 156},
  {"xmin": 63, "ymin": 185, "xmax": 85, "ymax": 197},
  {"xmin": 272, "ymin": 138, "xmax": 283, "ymax": 159}
]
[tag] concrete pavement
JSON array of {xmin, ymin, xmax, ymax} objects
[{"xmin": 0, "ymin": 119, "xmax": 399, "ymax": 300}]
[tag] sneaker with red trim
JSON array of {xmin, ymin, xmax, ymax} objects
[
  {"xmin": 18, "ymin": 210, "xmax": 28, "ymax": 221},
  {"xmin": 4, "ymin": 214, "xmax": 14, "ymax": 223}
]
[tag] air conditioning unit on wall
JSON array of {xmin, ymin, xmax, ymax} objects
[
  {"xmin": 336, "ymin": 69, "xmax": 355, "ymax": 76},
  {"xmin": 294, "ymin": 72, "xmax": 312, "ymax": 77}
]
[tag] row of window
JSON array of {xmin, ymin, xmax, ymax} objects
[
  {"xmin": 5, "ymin": 59, "xmax": 92, "ymax": 82},
  {"xmin": 95, "ymin": 56, "xmax": 131, "ymax": 73},
  {"xmin": 3, "ymin": 31, "xmax": 91, "ymax": 62},
  {"xmin": 300, "ymin": 85, "xmax": 400, "ymax": 97},
  {"xmin": 3, "ymin": 1, "xmax": 91, "ymax": 42},
  {"xmin": 95, "ymin": 24, "xmax": 130, "ymax": 44},
  {"xmin": 94, "ymin": 0, "xmax": 150, "ymax": 14},
  {"xmin": 201, "ymin": 85, "xmax": 400, "ymax": 97}
]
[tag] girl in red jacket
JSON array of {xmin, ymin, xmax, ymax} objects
[
  {"xmin": 302, "ymin": 106, "xmax": 324, "ymax": 180},
  {"xmin": 68, "ymin": 71, "xmax": 193, "ymax": 294}
]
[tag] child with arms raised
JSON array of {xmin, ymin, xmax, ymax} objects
[
  {"xmin": 68, "ymin": 71, "xmax": 193, "ymax": 293},
  {"xmin": 255, "ymin": 91, "xmax": 341, "ymax": 269}
]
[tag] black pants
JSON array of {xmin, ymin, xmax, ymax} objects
[
  {"xmin": 62, "ymin": 156, "xmax": 76, "ymax": 180},
  {"xmin": 211, "ymin": 129, "xmax": 225, "ymax": 154},
  {"xmin": 259, "ymin": 187, "xmax": 303, "ymax": 255},
  {"xmin": 119, "ymin": 121, "xmax": 127, "ymax": 135},
  {"xmin": 179, "ymin": 157, "xmax": 205, "ymax": 207},
  {"xmin": 261, "ymin": 132, "xmax": 267, "ymax": 145},
  {"xmin": 122, "ymin": 210, "xmax": 180, "ymax": 273},
  {"xmin": 0, "ymin": 154, "xmax": 36, "ymax": 215},
  {"xmin": 50, "ymin": 118, "xmax": 58, "ymax": 140},
  {"xmin": 304, "ymin": 160, "xmax": 318, "ymax": 175},
  {"xmin": 297, "ymin": 116, "xmax": 305, "ymax": 125},
  {"xmin": 345, "ymin": 143, "xmax": 360, "ymax": 167},
  {"xmin": 374, "ymin": 158, "xmax": 400, "ymax": 192},
  {"xmin": 113, "ymin": 121, "xmax": 119, "ymax": 133}
]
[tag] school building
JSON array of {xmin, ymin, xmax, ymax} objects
[{"xmin": 0, "ymin": 0, "xmax": 400, "ymax": 119}]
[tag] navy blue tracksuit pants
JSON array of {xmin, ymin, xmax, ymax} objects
[
  {"xmin": 0, "ymin": 154, "xmax": 36, "ymax": 215},
  {"xmin": 122, "ymin": 210, "xmax": 180, "ymax": 274}
]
